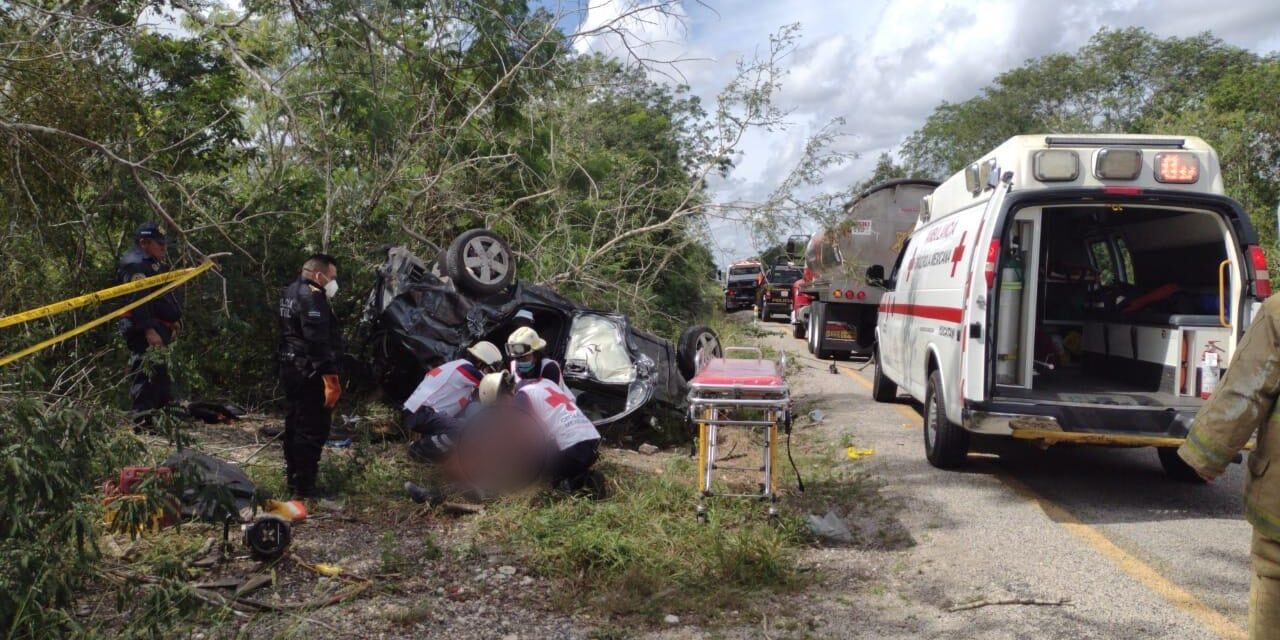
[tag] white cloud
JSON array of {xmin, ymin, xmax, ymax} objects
[{"xmin": 572, "ymin": 0, "xmax": 1280, "ymax": 264}]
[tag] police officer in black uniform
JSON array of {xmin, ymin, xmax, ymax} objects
[
  {"xmin": 117, "ymin": 222, "xmax": 183, "ymax": 427},
  {"xmin": 278, "ymin": 254, "xmax": 344, "ymax": 498}
]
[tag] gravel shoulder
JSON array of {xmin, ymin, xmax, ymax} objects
[{"xmin": 677, "ymin": 318, "xmax": 1251, "ymax": 640}]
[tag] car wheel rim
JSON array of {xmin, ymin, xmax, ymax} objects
[
  {"xmin": 696, "ymin": 332, "xmax": 721, "ymax": 359},
  {"xmin": 691, "ymin": 330, "xmax": 721, "ymax": 371},
  {"xmin": 462, "ymin": 237, "xmax": 509, "ymax": 284}
]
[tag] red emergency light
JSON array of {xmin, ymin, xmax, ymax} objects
[{"xmin": 1154, "ymin": 152, "xmax": 1200, "ymax": 184}]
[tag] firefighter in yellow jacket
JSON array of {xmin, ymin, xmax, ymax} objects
[{"xmin": 1178, "ymin": 295, "xmax": 1280, "ymax": 639}]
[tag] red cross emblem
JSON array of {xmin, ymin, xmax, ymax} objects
[
  {"xmin": 950, "ymin": 232, "xmax": 968, "ymax": 277},
  {"xmin": 544, "ymin": 388, "xmax": 577, "ymax": 412}
]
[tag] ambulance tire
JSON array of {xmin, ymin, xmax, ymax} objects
[
  {"xmin": 1157, "ymin": 447, "xmax": 1207, "ymax": 483},
  {"xmin": 871, "ymin": 344, "xmax": 897, "ymax": 403},
  {"xmin": 924, "ymin": 369, "xmax": 969, "ymax": 469}
]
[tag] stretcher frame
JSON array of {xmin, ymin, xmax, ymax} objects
[{"xmin": 688, "ymin": 347, "xmax": 791, "ymax": 519}]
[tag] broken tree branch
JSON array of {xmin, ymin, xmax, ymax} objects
[{"xmin": 948, "ymin": 598, "xmax": 1072, "ymax": 612}]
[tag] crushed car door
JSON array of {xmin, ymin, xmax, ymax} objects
[{"xmin": 562, "ymin": 311, "xmax": 653, "ymax": 426}]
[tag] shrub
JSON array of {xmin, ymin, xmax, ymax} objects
[{"xmin": 0, "ymin": 397, "xmax": 145, "ymax": 637}]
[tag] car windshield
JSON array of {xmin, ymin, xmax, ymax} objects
[
  {"xmin": 564, "ymin": 315, "xmax": 635, "ymax": 384},
  {"xmin": 767, "ymin": 268, "xmax": 802, "ymax": 284},
  {"xmin": 728, "ymin": 266, "xmax": 758, "ymax": 277}
]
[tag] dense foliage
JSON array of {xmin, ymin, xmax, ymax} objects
[{"xmin": 0, "ymin": 1, "xmax": 724, "ymax": 408}]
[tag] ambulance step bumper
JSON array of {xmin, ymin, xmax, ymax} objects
[{"xmin": 964, "ymin": 400, "xmax": 1196, "ymax": 444}]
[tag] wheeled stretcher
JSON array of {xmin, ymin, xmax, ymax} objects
[{"xmin": 688, "ymin": 347, "xmax": 791, "ymax": 518}]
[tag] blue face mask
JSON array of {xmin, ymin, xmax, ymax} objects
[{"xmin": 516, "ymin": 360, "xmax": 536, "ymax": 375}]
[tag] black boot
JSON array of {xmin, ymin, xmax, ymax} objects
[{"xmin": 405, "ymin": 482, "xmax": 444, "ymax": 506}]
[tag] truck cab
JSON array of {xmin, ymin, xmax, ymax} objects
[
  {"xmin": 870, "ymin": 135, "xmax": 1268, "ymax": 479},
  {"xmin": 758, "ymin": 263, "xmax": 804, "ymax": 322},
  {"xmin": 724, "ymin": 260, "xmax": 764, "ymax": 312}
]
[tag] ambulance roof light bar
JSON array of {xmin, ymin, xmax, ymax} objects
[{"xmin": 1045, "ymin": 136, "xmax": 1186, "ymax": 148}]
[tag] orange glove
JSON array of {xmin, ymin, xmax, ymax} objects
[{"xmin": 322, "ymin": 374, "xmax": 341, "ymax": 408}]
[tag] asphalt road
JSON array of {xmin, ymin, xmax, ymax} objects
[{"xmin": 755, "ymin": 316, "xmax": 1252, "ymax": 640}]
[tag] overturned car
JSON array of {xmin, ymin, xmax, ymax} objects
[{"xmin": 362, "ymin": 230, "xmax": 721, "ymax": 442}]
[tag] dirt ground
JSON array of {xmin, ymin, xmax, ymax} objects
[{"xmin": 75, "ymin": 320, "xmax": 949, "ymax": 639}]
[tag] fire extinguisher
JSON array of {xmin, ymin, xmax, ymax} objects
[{"xmin": 1199, "ymin": 341, "xmax": 1225, "ymax": 399}]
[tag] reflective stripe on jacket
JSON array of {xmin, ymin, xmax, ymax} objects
[{"xmin": 1179, "ymin": 295, "xmax": 1280, "ymax": 540}]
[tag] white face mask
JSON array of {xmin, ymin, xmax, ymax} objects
[{"xmin": 323, "ymin": 279, "xmax": 339, "ymax": 299}]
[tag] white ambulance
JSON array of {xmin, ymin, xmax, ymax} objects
[{"xmin": 870, "ymin": 135, "xmax": 1270, "ymax": 479}]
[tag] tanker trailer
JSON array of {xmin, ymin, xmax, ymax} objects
[{"xmin": 800, "ymin": 179, "xmax": 939, "ymax": 358}]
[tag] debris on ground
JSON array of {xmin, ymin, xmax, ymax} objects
[
  {"xmin": 664, "ymin": 614, "xmax": 681, "ymax": 625},
  {"xmin": 948, "ymin": 597, "xmax": 1072, "ymax": 612},
  {"xmin": 808, "ymin": 409, "xmax": 826, "ymax": 424},
  {"xmin": 805, "ymin": 510, "xmax": 855, "ymax": 544},
  {"xmin": 638, "ymin": 443, "xmax": 659, "ymax": 455},
  {"xmin": 846, "ymin": 447, "xmax": 875, "ymax": 460}
]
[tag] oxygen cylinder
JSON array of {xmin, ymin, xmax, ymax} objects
[
  {"xmin": 996, "ymin": 246, "xmax": 1024, "ymax": 385},
  {"xmin": 1199, "ymin": 341, "xmax": 1223, "ymax": 399}
]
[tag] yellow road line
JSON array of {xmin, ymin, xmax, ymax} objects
[
  {"xmin": 836, "ymin": 364, "xmax": 1246, "ymax": 640},
  {"xmin": 999, "ymin": 474, "xmax": 1246, "ymax": 640},
  {"xmin": 837, "ymin": 367, "xmax": 920, "ymax": 423}
]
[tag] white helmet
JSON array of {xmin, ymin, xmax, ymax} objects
[
  {"xmin": 506, "ymin": 326, "xmax": 546, "ymax": 358},
  {"xmin": 467, "ymin": 341, "xmax": 503, "ymax": 368},
  {"xmin": 478, "ymin": 371, "xmax": 512, "ymax": 404}
]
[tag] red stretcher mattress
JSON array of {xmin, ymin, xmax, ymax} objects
[{"xmin": 690, "ymin": 358, "xmax": 785, "ymax": 387}]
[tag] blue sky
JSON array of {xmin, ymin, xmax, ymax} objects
[{"xmin": 563, "ymin": 0, "xmax": 1280, "ymax": 265}]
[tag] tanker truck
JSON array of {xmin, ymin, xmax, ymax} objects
[{"xmin": 798, "ymin": 179, "xmax": 939, "ymax": 358}]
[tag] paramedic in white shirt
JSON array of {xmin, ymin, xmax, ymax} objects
[
  {"xmin": 404, "ymin": 371, "xmax": 605, "ymax": 504},
  {"xmin": 508, "ymin": 374, "xmax": 602, "ymax": 493},
  {"xmin": 404, "ymin": 341, "xmax": 503, "ymax": 463}
]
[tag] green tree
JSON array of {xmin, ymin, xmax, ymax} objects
[{"xmin": 901, "ymin": 27, "xmax": 1279, "ymax": 258}]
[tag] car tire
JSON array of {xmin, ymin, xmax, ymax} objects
[
  {"xmin": 445, "ymin": 229, "xmax": 515, "ymax": 296},
  {"xmin": 792, "ymin": 321, "xmax": 805, "ymax": 340},
  {"xmin": 677, "ymin": 325, "xmax": 721, "ymax": 380},
  {"xmin": 872, "ymin": 343, "xmax": 897, "ymax": 402},
  {"xmin": 923, "ymin": 369, "xmax": 969, "ymax": 469},
  {"xmin": 1157, "ymin": 447, "xmax": 1207, "ymax": 483}
]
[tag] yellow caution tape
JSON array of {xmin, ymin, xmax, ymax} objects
[
  {"xmin": 308, "ymin": 562, "xmax": 344, "ymax": 577},
  {"xmin": 0, "ymin": 264, "xmax": 210, "ymax": 329},
  {"xmin": 0, "ymin": 261, "xmax": 213, "ymax": 368}
]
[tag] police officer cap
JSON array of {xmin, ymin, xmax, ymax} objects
[{"xmin": 136, "ymin": 221, "xmax": 166, "ymax": 240}]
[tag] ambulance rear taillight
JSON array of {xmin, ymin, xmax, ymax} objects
[
  {"xmin": 1249, "ymin": 245, "xmax": 1271, "ymax": 299},
  {"xmin": 985, "ymin": 240, "xmax": 1001, "ymax": 289},
  {"xmin": 1153, "ymin": 152, "xmax": 1200, "ymax": 184}
]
